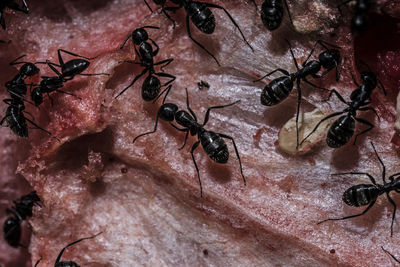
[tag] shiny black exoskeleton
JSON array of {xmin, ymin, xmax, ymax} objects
[
  {"xmin": 300, "ymin": 62, "xmax": 385, "ymax": 148},
  {"xmin": 30, "ymin": 75, "xmax": 76, "ymax": 106},
  {"xmin": 38, "ymin": 49, "xmax": 109, "ymax": 82},
  {"xmin": 0, "ymin": 98, "xmax": 59, "ymax": 139},
  {"xmin": 0, "ymin": 0, "xmax": 29, "ymax": 30},
  {"xmin": 254, "ymin": 40, "xmax": 342, "ymax": 147},
  {"xmin": 318, "ymin": 142, "xmax": 400, "ymax": 237},
  {"xmin": 258, "ymin": 0, "xmax": 293, "ymax": 30},
  {"xmin": 5, "ymin": 55, "xmax": 40, "ymax": 102},
  {"xmin": 116, "ymin": 26, "xmax": 175, "ymax": 100},
  {"xmin": 34, "ymin": 232, "xmax": 102, "ymax": 267},
  {"xmin": 3, "ymin": 191, "xmax": 40, "ymax": 247},
  {"xmin": 382, "ymin": 246, "xmax": 400, "ymax": 264},
  {"xmin": 132, "ymin": 87, "xmax": 246, "ymax": 197},
  {"xmin": 338, "ymin": 0, "xmax": 373, "ymax": 33},
  {"xmin": 150, "ymin": 0, "xmax": 253, "ymax": 66}
]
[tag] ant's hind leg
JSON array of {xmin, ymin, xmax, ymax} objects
[
  {"xmin": 386, "ymin": 192, "xmax": 397, "ymax": 237},
  {"xmin": 382, "ymin": 247, "xmax": 400, "ymax": 264},
  {"xmin": 218, "ymin": 133, "xmax": 246, "ymax": 185},
  {"xmin": 202, "ymin": 100, "xmax": 240, "ymax": 126},
  {"xmin": 353, "ymin": 117, "xmax": 374, "ymax": 145},
  {"xmin": 132, "ymin": 115, "xmax": 160, "ymax": 145},
  {"xmin": 190, "ymin": 141, "xmax": 203, "ymax": 197},
  {"xmin": 253, "ymin": 68, "xmax": 290, "ymax": 83}
]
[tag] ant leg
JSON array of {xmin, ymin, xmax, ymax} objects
[
  {"xmin": 132, "ymin": 114, "xmax": 160, "ymax": 145},
  {"xmin": 10, "ymin": 54, "xmax": 28, "ymax": 65},
  {"xmin": 253, "ymin": 68, "xmax": 290, "ymax": 82},
  {"xmin": 58, "ymin": 49, "xmax": 98, "ymax": 63},
  {"xmin": 178, "ymin": 130, "xmax": 190, "ymax": 150},
  {"xmin": 184, "ymin": 88, "xmax": 198, "ymax": 122},
  {"xmin": 326, "ymin": 89, "xmax": 347, "ymax": 104},
  {"xmin": 120, "ymin": 33, "xmax": 133, "ymax": 49},
  {"xmin": 337, "ymin": 0, "xmax": 352, "ymax": 16},
  {"xmin": 283, "ymin": 0, "xmax": 294, "ymax": 27},
  {"xmin": 55, "ymin": 232, "xmax": 102, "ymax": 264},
  {"xmin": 118, "ymin": 60, "xmax": 142, "ymax": 65},
  {"xmin": 202, "ymin": 100, "xmax": 240, "ymax": 126},
  {"xmin": 302, "ymin": 78, "xmax": 329, "ymax": 91},
  {"xmin": 248, "ymin": 0, "xmax": 258, "ymax": 11},
  {"xmin": 335, "ymin": 56, "xmax": 345, "ymax": 81},
  {"xmin": 388, "ymin": 172, "xmax": 400, "ymax": 182},
  {"xmin": 299, "ymin": 111, "xmax": 345, "ymax": 146},
  {"xmin": 285, "ymin": 39, "xmax": 300, "ymax": 71},
  {"xmin": 382, "ymin": 247, "xmax": 400, "ymax": 264},
  {"xmin": 353, "ymin": 117, "xmax": 374, "ymax": 145},
  {"xmin": 205, "ymin": 3, "xmax": 254, "ymax": 52},
  {"xmin": 0, "ymin": 12, "xmax": 5, "ymax": 30},
  {"xmin": 79, "ymin": 72, "xmax": 110, "ymax": 77},
  {"xmin": 154, "ymin": 72, "xmax": 176, "ymax": 86},
  {"xmin": 45, "ymin": 60, "xmax": 63, "ymax": 76},
  {"xmin": 350, "ymin": 71, "xmax": 360, "ymax": 87},
  {"xmin": 115, "ymin": 68, "xmax": 148, "ymax": 99},
  {"xmin": 295, "ymin": 80, "xmax": 302, "ymax": 148},
  {"xmin": 24, "ymin": 117, "xmax": 61, "ymax": 142},
  {"xmin": 143, "ymin": 0, "xmax": 154, "ymax": 12},
  {"xmin": 55, "ymin": 89, "xmax": 82, "ymax": 100},
  {"xmin": 154, "ymin": 58, "xmax": 173, "ymax": 72},
  {"xmin": 8, "ymin": 91, "xmax": 35, "ymax": 106},
  {"xmin": 370, "ymin": 141, "xmax": 386, "ymax": 183},
  {"xmin": 331, "ymin": 172, "xmax": 377, "ymax": 185},
  {"xmin": 377, "ymin": 79, "xmax": 387, "ymax": 96},
  {"xmin": 386, "ymin": 192, "xmax": 397, "ymax": 237},
  {"xmin": 160, "ymin": 7, "xmax": 178, "ymax": 28},
  {"xmin": 317, "ymin": 198, "xmax": 377, "ymax": 224},
  {"xmin": 185, "ymin": 14, "xmax": 220, "ymax": 66},
  {"xmin": 8, "ymin": 1, "xmax": 29, "ymax": 13},
  {"xmin": 303, "ymin": 40, "xmax": 321, "ymax": 65},
  {"xmin": 153, "ymin": 84, "xmax": 172, "ymax": 104},
  {"xmin": 190, "ymin": 140, "xmax": 203, "ymax": 197},
  {"xmin": 149, "ymin": 38, "xmax": 160, "ymax": 56},
  {"xmin": 34, "ymin": 256, "xmax": 42, "ymax": 267},
  {"xmin": 219, "ymin": 133, "xmax": 246, "ymax": 185},
  {"xmin": 170, "ymin": 123, "xmax": 187, "ymax": 132},
  {"xmin": 358, "ymin": 106, "xmax": 380, "ymax": 122}
]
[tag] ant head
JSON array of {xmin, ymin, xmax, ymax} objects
[
  {"xmin": 20, "ymin": 63, "xmax": 40, "ymax": 77},
  {"xmin": 132, "ymin": 28, "xmax": 149, "ymax": 45},
  {"xmin": 31, "ymin": 88, "xmax": 43, "ymax": 106},
  {"xmin": 159, "ymin": 103, "xmax": 178, "ymax": 121},
  {"xmin": 360, "ymin": 71, "xmax": 377, "ymax": 90},
  {"xmin": 319, "ymin": 49, "xmax": 340, "ymax": 70}
]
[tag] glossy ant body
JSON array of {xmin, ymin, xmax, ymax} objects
[
  {"xmin": 116, "ymin": 26, "xmax": 175, "ymax": 100},
  {"xmin": 338, "ymin": 0, "xmax": 373, "ymax": 33},
  {"xmin": 34, "ymin": 232, "xmax": 102, "ymax": 267},
  {"xmin": 318, "ymin": 142, "xmax": 400, "ymax": 236},
  {"xmin": 382, "ymin": 246, "xmax": 400, "ymax": 264},
  {"xmin": 3, "ymin": 191, "xmax": 40, "ymax": 247},
  {"xmin": 249, "ymin": 0, "xmax": 293, "ymax": 30},
  {"xmin": 132, "ymin": 86, "xmax": 246, "ymax": 197},
  {"xmin": 31, "ymin": 49, "xmax": 108, "ymax": 106},
  {"xmin": 0, "ymin": 0, "xmax": 29, "ymax": 30},
  {"xmin": 254, "ymin": 40, "xmax": 342, "ymax": 148},
  {"xmin": 300, "ymin": 62, "xmax": 385, "ymax": 148},
  {"xmin": 5, "ymin": 55, "xmax": 40, "ymax": 102},
  {"xmin": 149, "ymin": 0, "xmax": 253, "ymax": 66}
]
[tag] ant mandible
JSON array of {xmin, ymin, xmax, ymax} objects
[
  {"xmin": 3, "ymin": 191, "xmax": 40, "ymax": 247},
  {"xmin": 132, "ymin": 86, "xmax": 246, "ymax": 197},
  {"xmin": 0, "ymin": 0, "xmax": 29, "ymax": 30},
  {"xmin": 300, "ymin": 61, "xmax": 385, "ymax": 148},
  {"xmin": 318, "ymin": 142, "xmax": 400, "ymax": 237},
  {"xmin": 254, "ymin": 39, "xmax": 342, "ymax": 148},
  {"xmin": 116, "ymin": 26, "xmax": 175, "ymax": 100},
  {"xmin": 34, "ymin": 232, "xmax": 102, "ymax": 267},
  {"xmin": 155, "ymin": 0, "xmax": 254, "ymax": 66}
]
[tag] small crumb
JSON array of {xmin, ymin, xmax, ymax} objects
[
  {"xmin": 309, "ymin": 158, "xmax": 316, "ymax": 166},
  {"xmin": 330, "ymin": 249, "xmax": 335, "ymax": 254},
  {"xmin": 197, "ymin": 80, "xmax": 210, "ymax": 90},
  {"xmin": 203, "ymin": 249, "xmax": 208, "ymax": 256},
  {"xmin": 121, "ymin": 167, "xmax": 128, "ymax": 174}
]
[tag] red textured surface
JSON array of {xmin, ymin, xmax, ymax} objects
[{"xmin": 1, "ymin": 0, "xmax": 400, "ymax": 266}]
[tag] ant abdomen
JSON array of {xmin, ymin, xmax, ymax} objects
[
  {"xmin": 326, "ymin": 115, "xmax": 355, "ymax": 148},
  {"xmin": 142, "ymin": 75, "xmax": 161, "ymax": 101},
  {"xmin": 188, "ymin": 3, "xmax": 216, "ymax": 34},
  {"xmin": 260, "ymin": 76, "xmax": 293, "ymax": 106},
  {"xmin": 6, "ymin": 106, "xmax": 28, "ymax": 137},
  {"xmin": 61, "ymin": 59, "xmax": 90, "ymax": 80},
  {"xmin": 342, "ymin": 184, "xmax": 380, "ymax": 207},
  {"xmin": 261, "ymin": 0, "xmax": 284, "ymax": 31},
  {"xmin": 200, "ymin": 131, "xmax": 229, "ymax": 163},
  {"xmin": 159, "ymin": 104, "xmax": 178, "ymax": 121},
  {"xmin": 3, "ymin": 217, "xmax": 21, "ymax": 247}
]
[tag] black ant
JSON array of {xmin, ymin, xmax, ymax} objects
[
  {"xmin": 154, "ymin": 0, "xmax": 253, "ymax": 66},
  {"xmin": 338, "ymin": 0, "xmax": 373, "ymax": 33},
  {"xmin": 250, "ymin": 0, "xmax": 293, "ymax": 30},
  {"xmin": 3, "ymin": 191, "xmax": 40, "ymax": 247},
  {"xmin": 382, "ymin": 246, "xmax": 400, "ymax": 264},
  {"xmin": 1, "ymin": 98, "xmax": 60, "ymax": 140},
  {"xmin": 254, "ymin": 39, "xmax": 342, "ymax": 148},
  {"xmin": 197, "ymin": 80, "xmax": 210, "ymax": 90},
  {"xmin": 116, "ymin": 26, "xmax": 175, "ymax": 100},
  {"xmin": 0, "ymin": 0, "xmax": 29, "ymax": 30},
  {"xmin": 5, "ymin": 55, "xmax": 40, "ymax": 103},
  {"xmin": 300, "ymin": 61, "xmax": 385, "ymax": 148},
  {"xmin": 34, "ymin": 232, "xmax": 102, "ymax": 267},
  {"xmin": 132, "ymin": 86, "xmax": 246, "ymax": 197},
  {"xmin": 317, "ymin": 142, "xmax": 400, "ymax": 236}
]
